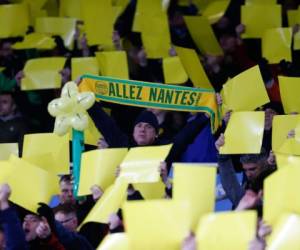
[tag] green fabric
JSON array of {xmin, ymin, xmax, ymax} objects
[{"xmin": 0, "ymin": 73, "xmax": 17, "ymax": 91}]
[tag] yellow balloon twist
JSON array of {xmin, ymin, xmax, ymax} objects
[{"xmin": 48, "ymin": 81, "xmax": 95, "ymax": 136}]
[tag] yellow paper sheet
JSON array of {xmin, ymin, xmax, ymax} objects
[
  {"xmin": 184, "ymin": 16, "xmax": 223, "ymax": 56},
  {"xmin": 0, "ymin": 4, "xmax": 29, "ymax": 38},
  {"xmin": 123, "ymin": 200, "xmax": 191, "ymax": 250},
  {"xmin": 202, "ymin": 0, "xmax": 230, "ymax": 24},
  {"xmin": 222, "ymin": 65, "xmax": 270, "ymax": 111},
  {"xmin": 0, "ymin": 161, "xmax": 16, "ymax": 183},
  {"xmin": 80, "ymin": 179, "xmax": 128, "ymax": 225},
  {"xmin": 196, "ymin": 211, "xmax": 257, "ymax": 250},
  {"xmin": 262, "ymin": 28, "xmax": 292, "ymax": 64},
  {"xmin": 173, "ymin": 163, "xmax": 217, "ymax": 230},
  {"xmin": 175, "ymin": 46, "xmax": 213, "ymax": 89},
  {"xmin": 96, "ymin": 51, "xmax": 129, "ymax": 79},
  {"xmin": 162, "ymin": 56, "xmax": 188, "ymax": 84},
  {"xmin": 220, "ymin": 111, "xmax": 265, "ymax": 154},
  {"xmin": 12, "ymin": 33, "xmax": 56, "ymax": 50},
  {"xmin": 279, "ymin": 76, "xmax": 300, "ymax": 114},
  {"xmin": 241, "ymin": 4, "xmax": 282, "ymax": 38},
  {"xmin": 245, "ymin": 0, "xmax": 277, "ymax": 4},
  {"xmin": 7, "ymin": 155, "xmax": 59, "ymax": 212},
  {"xmin": 294, "ymin": 31, "xmax": 300, "ymax": 50},
  {"xmin": 267, "ymin": 214, "xmax": 300, "ymax": 250},
  {"xmin": 264, "ymin": 166, "xmax": 300, "ymax": 226},
  {"xmin": 119, "ymin": 144, "xmax": 172, "ymax": 183},
  {"xmin": 133, "ymin": 181, "xmax": 165, "ymax": 200},
  {"xmin": 22, "ymin": 133, "xmax": 70, "ymax": 175},
  {"xmin": 71, "ymin": 57, "xmax": 99, "ymax": 81},
  {"xmin": 287, "ymin": 9, "xmax": 300, "ymax": 26},
  {"xmin": 133, "ymin": 0, "xmax": 166, "ymax": 32},
  {"xmin": 78, "ymin": 148, "xmax": 128, "ymax": 196},
  {"xmin": 272, "ymin": 115, "xmax": 300, "ymax": 152},
  {"xmin": 59, "ymin": 0, "xmax": 82, "ymax": 19},
  {"xmin": 137, "ymin": 12, "xmax": 169, "ymax": 35},
  {"xmin": 23, "ymin": 0, "xmax": 47, "ymax": 26},
  {"xmin": 97, "ymin": 233, "xmax": 129, "ymax": 250},
  {"xmin": 35, "ymin": 17, "xmax": 77, "ymax": 48},
  {"xmin": 275, "ymin": 153, "xmax": 300, "ymax": 170},
  {"xmin": 21, "ymin": 57, "xmax": 66, "ymax": 90},
  {"xmin": 0, "ymin": 143, "xmax": 18, "ymax": 160},
  {"xmin": 141, "ymin": 33, "xmax": 171, "ymax": 59},
  {"xmin": 81, "ymin": 0, "xmax": 114, "ymax": 47},
  {"xmin": 278, "ymin": 137, "xmax": 300, "ymax": 156}
]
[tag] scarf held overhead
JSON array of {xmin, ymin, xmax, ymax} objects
[{"xmin": 79, "ymin": 74, "xmax": 220, "ymax": 131}]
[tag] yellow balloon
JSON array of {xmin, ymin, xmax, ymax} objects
[
  {"xmin": 61, "ymin": 81, "xmax": 79, "ymax": 98},
  {"xmin": 48, "ymin": 98, "xmax": 62, "ymax": 116},
  {"xmin": 70, "ymin": 112, "xmax": 88, "ymax": 131},
  {"xmin": 77, "ymin": 92, "xmax": 95, "ymax": 110},
  {"xmin": 57, "ymin": 97, "xmax": 77, "ymax": 113}
]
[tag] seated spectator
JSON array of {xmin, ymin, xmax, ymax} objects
[{"xmin": 0, "ymin": 91, "xmax": 28, "ymax": 151}]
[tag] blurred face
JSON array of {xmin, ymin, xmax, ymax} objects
[
  {"xmin": 0, "ymin": 42, "xmax": 13, "ymax": 58},
  {"xmin": 242, "ymin": 163, "xmax": 262, "ymax": 181},
  {"xmin": 133, "ymin": 122, "xmax": 157, "ymax": 146},
  {"xmin": 55, "ymin": 212, "xmax": 78, "ymax": 232},
  {"xmin": 23, "ymin": 215, "xmax": 40, "ymax": 241},
  {"xmin": 0, "ymin": 94, "xmax": 15, "ymax": 117},
  {"xmin": 264, "ymin": 108, "xmax": 277, "ymax": 131},
  {"xmin": 59, "ymin": 181, "xmax": 75, "ymax": 204},
  {"xmin": 219, "ymin": 35, "xmax": 237, "ymax": 53}
]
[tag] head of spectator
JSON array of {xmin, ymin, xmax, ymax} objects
[
  {"xmin": 59, "ymin": 175, "xmax": 75, "ymax": 205},
  {"xmin": 219, "ymin": 33, "xmax": 239, "ymax": 54},
  {"xmin": 132, "ymin": 110, "xmax": 159, "ymax": 146},
  {"xmin": 239, "ymin": 149, "xmax": 268, "ymax": 182},
  {"xmin": 54, "ymin": 203, "xmax": 78, "ymax": 232},
  {"xmin": 0, "ymin": 92, "xmax": 16, "ymax": 118},
  {"xmin": 22, "ymin": 214, "xmax": 42, "ymax": 241},
  {"xmin": 0, "ymin": 39, "xmax": 13, "ymax": 60}
]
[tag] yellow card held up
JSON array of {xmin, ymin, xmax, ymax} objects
[
  {"xmin": 275, "ymin": 153, "xmax": 300, "ymax": 170},
  {"xmin": 220, "ymin": 111, "xmax": 265, "ymax": 154},
  {"xmin": 175, "ymin": 46, "xmax": 213, "ymax": 89},
  {"xmin": 267, "ymin": 214, "xmax": 300, "ymax": 250},
  {"xmin": 245, "ymin": 0, "xmax": 276, "ymax": 4},
  {"xmin": 162, "ymin": 56, "xmax": 188, "ymax": 84},
  {"xmin": 80, "ymin": 179, "xmax": 128, "ymax": 225},
  {"xmin": 141, "ymin": 33, "xmax": 171, "ymax": 59},
  {"xmin": 7, "ymin": 156, "xmax": 59, "ymax": 212},
  {"xmin": 35, "ymin": 17, "xmax": 77, "ymax": 48},
  {"xmin": 279, "ymin": 76, "xmax": 300, "ymax": 114},
  {"xmin": 202, "ymin": 0, "xmax": 230, "ymax": 24},
  {"xmin": 97, "ymin": 233, "xmax": 129, "ymax": 250},
  {"xmin": 78, "ymin": 148, "xmax": 128, "ymax": 196},
  {"xmin": 123, "ymin": 200, "xmax": 191, "ymax": 250},
  {"xmin": 71, "ymin": 57, "xmax": 99, "ymax": 81},
  {"xmin": 81, "ymin": 0, "xmax": 114, "ymax": 47},
  {"xmin": 196, "ymin": 211, "xmax": 257, "ymax": 250},
  {"xmin": 0, "ymin": 143, "xmax": 18, "ymax": 160},
  {"xmin": 264, "ymin": 166, "xmax": 300, "ymax": 226},
  {"xmin": 96, "ymin": 51, "xmax": 129, "ymax": 79},
  {"xmin": 0, "ymin": 4, "xmax": 29, "ymax": 38},
  {"xmin": 287, "ymin": 9, "xmax": 300, "ymax": 26},
  {"xmin": 12, "ymin": 33, "xmax": 56, "ymax": 50},
  {"xmin": 241, "ymin": 4, "xmax": 282, "ymax": 38},
  {"xmin": 262, "ymin": 28, "xmax": 292, "ymax": 64},
  {"xmin": 21, "ymin": 57, "xmax": 66, "ymax": 90},
  {"xmin": 278, "ymin": 137, "xmax": 300, "ymax": 156},
  {"xmin": 294, "ymin": 31, "xmax": 300, "ymax": 50},
  {"xmin": 223, "ymin": 65, "xmax": 270, "ymax": 111},
  {"xmin": 272, "ymin": 115, "xmax": 300, "ymax": 152},
  {"xmin": 119, "ymin": 144, "xmax": 172, "ymax": 183},
  {"xmin": 0, "ymin": 161, "xmax": 17, "ymax": 183},
  {"xmin": 59, "ymin": 0, "xmax": 82, "ymax": 19},
  {"xmin": 22, "ymin": 133, "xmax": 70, "ymax": 175},
  {"xmin": 184, "ymin": 16, "xmax": 223, "ymax": 56},
  {"xmin": 173, "ymin": 163, "xmax": 217, "ymax": 230},
  {"xmin": 133, "ymin": 181, "xmax": 165, "ymax": 200}
]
